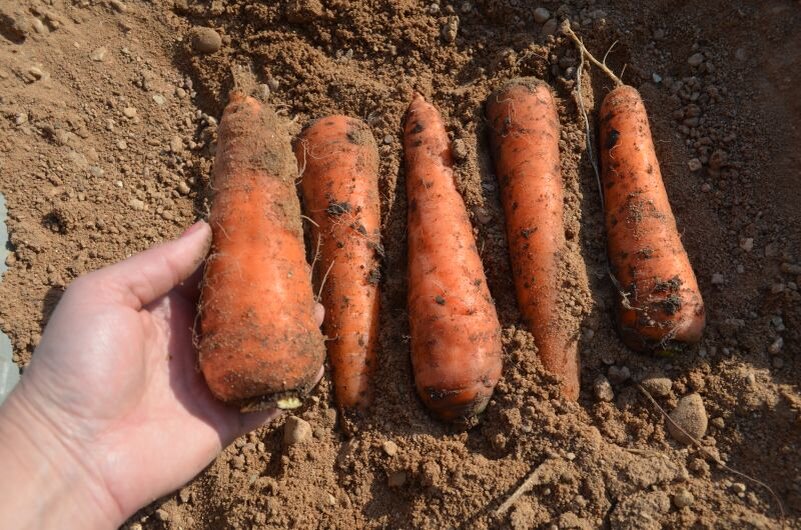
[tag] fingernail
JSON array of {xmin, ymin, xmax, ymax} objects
[{"xmin": 181, "ymin": 220, "xmax": 206, "ymax": 238}]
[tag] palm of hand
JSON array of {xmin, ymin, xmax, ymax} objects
[{"xmin": 16, "ymin": 224, "xmax": 276, "ymax": 519}]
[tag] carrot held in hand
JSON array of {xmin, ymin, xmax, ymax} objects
[
  {"xmin": 404, "ymin": 93, "xmax": 503, "ymax": 422},
  {"xmin": 296, "ymin": 116, "xmax": 381, "ymax": 412},
  {"xmin": 486, "ymin": 78, "xmax": 579, "ymax": 400},
  {"xmin": 599, "ymin": 85, "xmax": 705, "ymax": 351},
  {"xmin": 199, "ymin": 91, "xmax": 326, "ymax": 410}
]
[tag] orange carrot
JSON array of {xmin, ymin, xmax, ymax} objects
[
  {"xmin": 486, "ymin": 78, "xmax": 579, "ymax": 400},
  {"xmin": 600, "ymin": 85, "xmax": 705, "ymax": 351},
  {"xmin": 296, "ymin": 115, "xmax": 381, "ymax": 412},
  {"xmin": 404, "ymin": 93, "xmax": 503, "ymax": 422},
  {"xmin": 199, "ymin": 91, "xmax": 325, "ymax": 410}
]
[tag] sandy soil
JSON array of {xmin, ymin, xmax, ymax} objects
[{"xmin": 1, "ymin": 0, "xmax": 800, "ymax": 528}]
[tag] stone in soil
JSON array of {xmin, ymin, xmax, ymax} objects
[
  {"xmin": 673, "ymin": 487, "xmax": 694, "ymax": 508},
  {"xmin": 533, "ymin": 7, "xmax": 551, "ymax": 24},
  {"xmin": 593, "ymin": 375, "xmax": 614, "ymax": 402},
  {"xmin": 640, "ymin": 375, "xmax": 672, "ymax": 397},
  {"xmin": 190, "ymin": 27, "xmax": 222, "ymax": 54},
  {"xmin": 382, "ymin": 440, "xmax": 399, "ymax": 456},
  {"xmin": 283, "ymin": 416, "xmax": 312, "ymax": 445},
  {"xmin": 668, "ymin": 393, "xmax": 708, "ymax": 445}
]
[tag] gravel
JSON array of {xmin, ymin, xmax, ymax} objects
[
  {"xmin": 90, "ymin": 47, "xmax": 108, "ymax": 62},
  {"xmin": 593, "ymin": 375, "xmax": 614, "ymax": 402},
  {"xmin": 668, "ymin": 393, "xmax": 708, "ymax": 445},
  {"xmin": 533, "ymin": 7, "xmax": 551, "ymax": 24},
  {"xmin": 190, "ymin": 27, "xmax": 222, "ymax": 54},
  {"xmin": 673, "ymin": 488, "xmax": 695, "ymax": 508},
  {"xmin": 687, "ymin": 53, "xmax": 704, "ymax": 67},
  {"xmin": 640, "ymin": 375, "xmax": 672, "ymax": 397},
  {"xmin": 382, "ymin": 440, "xmax": 399, "ymax": 456},
  {"xmin": 283, "ymin": 416, "xmax": 312, "ymax": 445}
]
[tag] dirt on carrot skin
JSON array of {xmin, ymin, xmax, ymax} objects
[{"xmin": 0, "ymin": 0, "xmax": 800, "ymax": 528}]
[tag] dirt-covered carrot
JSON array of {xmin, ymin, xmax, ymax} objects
[
  {"xmin": 296, "ymin": 115, "xmax": 381, "ymax": 412},
  {"xmin": 404, "ymin": 93, "xmax": 503, "ymax": 422},
  {"xmin": 599, "ymin": 85, "xmax": 705, "ymax": 351},
  {"xmin": 199, "ymin": 91, "xmax": 326, "ymax": 410},
  {"xmin": 561, "ymin": 23, "xmax": 706, "ymax": 351},
  {"xmin": 486, "ymin": 78, "xmax": 579, "ymax": 400}
]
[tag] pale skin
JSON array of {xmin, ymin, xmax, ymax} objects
[{"xmin": 0, "ymin": 221, "xmax": 323, "ymax": 529}]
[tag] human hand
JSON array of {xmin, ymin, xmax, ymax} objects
[{"xmin": 0, "ymin": 221, "xmax": 322, "ymax": 528}]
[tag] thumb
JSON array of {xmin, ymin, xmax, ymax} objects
[{"xmin": 76, "ymin": 221, "xmax": 212, "ymax": 309}]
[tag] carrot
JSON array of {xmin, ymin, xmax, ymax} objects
[
  {"xmin": 296, "ymin": 115, "xmax": 381, "ymax": 412},
  {"xmin": 403, "ymin": 93, "xmax": 503, "ymax": 422},
  {"xmin": 486, "ymin": 78, "xmax": 579, "ymax": 400},
  {"xmin": 561, "ymin": 24, "xmax": 706, "ymax": 351},
  {"xmin": 599, "ymin": 85, "xmax": 705, "ymax": 351},
  {"xmin": 199, "ymin": 91, "xmax": 326, "ymax": 410}
]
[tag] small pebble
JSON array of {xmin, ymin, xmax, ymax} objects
[
  {"xmin": 90, "ymin": 47, "xmax": 108, "ymax": 62},
  {"xmin": 473, "ymin": 207, "xmax": 492, "ymax": 225},
  {"xmin": 452, "ymin": 139, "xmax": 468, "ymax": 160},
  {"xmin": 382, "ymin": 134, "xmax": 393, "ymax": 145},
  {"xmin": 28, "ymin": 66, "xmax": 44, "ymax": 80},
  {"xmin": 541, "ymin": 18, "xmax": 558, "ymax": 36},
  {"xmin": 110, "ymin": 0, "xmax": 127, "ymax": 12},
  {"xmin": 652, "ymin": 73, "xmax": 662, "ymax": 83},
  {"xmin": 382, "ymin": 440, "xmax": 399, "ymax": 456},
  {"xmin": 190, "ymin": 27, "xmax": 222, "ymax": 54},
  {"xmin": 668, "ymin": 393, "xmax": 708, "ymax": 445},
  {"xmin": 179, "ymin": 488, "xmax": 191, "ymax": 504},
  {"xmin": 711, "ymin": 273, "xmax": 725, "ymax": 285},
  {"xmin": 732, "ymin": 482, "xmax": 746, "ymax": 494},
  {"xmin": 701, "ymin": 183, "xmax": 712, "ymax": 192},
  {"xmin": 607, "ymin": 365, "xmax": 630, "ymax": 384},
  {"xmin": 768, "ymin": 337, "xmax": 783, "ymax": 355},
  {"xmin": 116, "ymin": 139, "xmax": 128, "ymax": 150},
  {"xmin": 593, "ymin": 375, "xmax": 614, "ymax": 402},
  {"xmin": 441, "ymin": 16, "xmax": 459, "ymax": 43},
  {"xmin": 177, "ymin": 181, "xmax": 191, "ymax": 195},
  {"xmin": 739, "ymin": 237, "xmax": 754, "ymax": 252},
  {"xmin": 283, "ymin": 416, "xmax": 312, "ymax": 445},
  {"xmin": 152, "ymin": 94, "xmax": 166, "ymax": 105},
  {"xmin": 533, "ymin": 7, "xmax": 551, "ymax": 24},
  {"xmin": 32, "ymin": 18, "xmax": 46, "ymax": 34},
  {"xmin": 170, "ymin": 135, "xmax": 184, "ymax": 153},
  {"xmin": 687, "ymin": 53, "xmax": 704, "ymax": 67},
  {"xmin": 155, "ymin": 509, "xmax": 170, "ymax": 522},
  {"xmin": 673, "ymin": 488, "xmax": 695, "ymax": 508},
  {"xmin": 688, "ymin": 158, "xmax": 702, "ymax": 171},
  {"xmin": 640, "ymin": 375, "xmax": 672, "ymax": 398},
  {"xmin": 129, "ymin": 198, "xmax": 145, "ymax": 211},
  {"xmin": 123, "ymin": 107, "xmax": 137, "ymax": 118}
]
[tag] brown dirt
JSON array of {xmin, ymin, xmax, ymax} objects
[{"xmin": 1, "ymin": 0, "xmax": 800, "ymax": 528}]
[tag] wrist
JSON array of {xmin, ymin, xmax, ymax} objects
[{"xmin": 0, "ymin": 387, "xmax": 123, "ymax": 530}]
